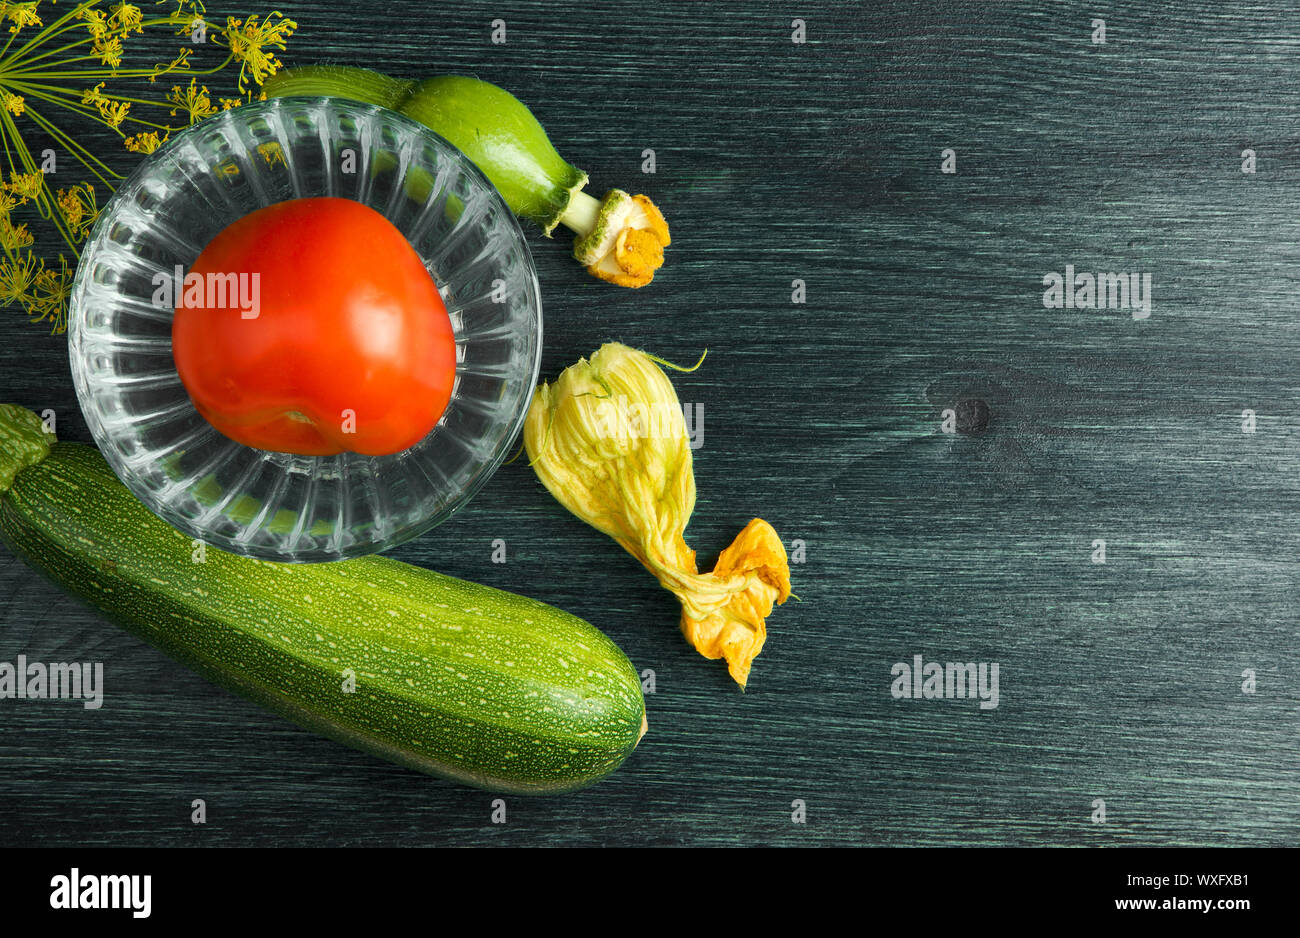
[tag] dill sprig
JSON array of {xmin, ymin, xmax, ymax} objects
[{"xmin": 0, "ymin": 0, "xmax": 297, "ymax": 333}]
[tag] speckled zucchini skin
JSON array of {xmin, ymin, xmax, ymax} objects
[{"xmin": 0, "ymin": 441, "xmax": 645, "ymax": 794}]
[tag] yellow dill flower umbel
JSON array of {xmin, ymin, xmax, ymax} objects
[
  {"xmin": 166, "ymin": 78, "xmax": 216, "ymax": 123},
  {"xmin": 108, "ymin": 2, "xmax": 143, "ymax": 35},
  {"xmin": 55, "ymin": 184, "xmax": 99, "ymax": 241},
  {"xmin": 4, "ymin": 171, "xmax": 43, "ymax": 201},
  {"xmin": 525, "ymin": 343, "xmax": 792, "ymax": 688},
  {"xmin": 92, "ymin": 35, "xmax": 124, "ymax": 67},
  {"xmin": 0, "ymin": 218, "xmax": 34, "ymax": 251},
  {"xmin": 78, "ymin": 7, "xmax": 111, "ymax": 39},
  {"xmin": 123, "ymin": 131, "xmax": 162, "ymax": 154},
  {"xmin": 30, "ymin": 256, "xmax": 72, "ymax": 331},
  {"xmin": 220, "ymin": 13, "xmax": 298, "ymax": 91},
  {"xmin": 79, "ymin": 83, "xmax": 130, "ymax": 127},
  {"xmin": 0, "ymin": 254, "xmax": 40, "ymax": 306},
  {"xmin": 4, "ymin": 2, "xmax": 42, "ymax": 34},
  {"xmin": 100, "ymin": 98, "xmax": 130, "ymax": 127}
]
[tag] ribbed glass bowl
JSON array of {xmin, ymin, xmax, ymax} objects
[{"xmin": 68, "ymin": 97, "xmax": 542, "ymax": 562}]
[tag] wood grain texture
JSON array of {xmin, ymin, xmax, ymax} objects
[{"xmin": 1, "ymin": 0, "xmax": 1297, "ymax": 846}]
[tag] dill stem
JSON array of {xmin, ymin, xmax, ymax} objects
[
  {"xmin": 0, "ymin": 1, "xmax": 96, "ymax": 70},
  {"xmin": 17, "ymin": 53, "xmax": 238, "ymax": 83},
  {"xmin": 1, "ymin": 16, "xmax": 203, "ymax": 76},
  {"xmin": 0, "ymin": 28, "xmax": 18, "ymax": 66},
  {"xmin": 0, "ymin": 122, "xmax": 15, "ymax": 263},
  {"xmin": 19, "ymin": 103, "xmax": 121, "ymax": 188},
  {"xmin": 0, "ymin": 82, "xmax": 112, "ymax": 125},
  {"xmin": 0, "ymin": 108, "xmax": 78, "ymax": 253},
  {"xmin": 7, "ymin": 53, "xmax": 124, "ymax": 73},
  {"xmin": 0, "ymin": 22, "xmax": 105, "ymax": 76},
  {"xmin": 5, "ymin": 75, "xmax": 193, "ymax": 113}
]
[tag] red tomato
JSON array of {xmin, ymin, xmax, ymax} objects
[{"xmin": 171, "ymin": 197, "xmax": 456, "ymax": 456}]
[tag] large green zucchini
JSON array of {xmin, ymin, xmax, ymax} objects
[{"xmin": 0, "ymin": 405, "xmax": 646, "ymax": 794}]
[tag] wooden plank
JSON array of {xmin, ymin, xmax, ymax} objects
[{"xmin": 0, "ymin": 0, "xmax": 1296, "ymax": 846}]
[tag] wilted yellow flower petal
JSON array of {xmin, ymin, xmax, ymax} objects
[
  {"xmin": 525, "ymin": 343, "xmax": 791, "ymax": 688},
  {"xmin": 574, "ymin": 191, "xmax": 671, "ymax": 288},
  {"xmin": 673, "ymin": 519, "xmax": 791, "ymax": 687}
]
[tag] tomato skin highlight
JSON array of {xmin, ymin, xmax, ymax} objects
[{"xmin": 171, "ymin": 197, "xmax": 456, "ymax": 457}]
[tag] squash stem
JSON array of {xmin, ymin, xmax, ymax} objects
[
  {"xmin": 556, "ymin": 188, "xmax": 601, "ymax": 238},
  {"xmin": 0, "ymin": 404, "xmax": 53, "ymax": 494}
]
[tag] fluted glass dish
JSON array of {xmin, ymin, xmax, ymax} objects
[{"xmin": 68, "ymin": 97, "xmax": 542, "ymax": 562}]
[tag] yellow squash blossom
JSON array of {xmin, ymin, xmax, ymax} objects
[{"xmin": 525, "ymin": 343, "xmax": 792, "ymax": 688}]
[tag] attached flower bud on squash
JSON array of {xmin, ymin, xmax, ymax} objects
[
  {"xmin": 524, "ymin": 343, "xmax": 790, "ymax": 688},
  {"xmin": 571, "ymin": 191, "xmax": 671, "ymax": 288}
]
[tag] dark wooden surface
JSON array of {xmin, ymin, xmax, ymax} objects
[{"xmin": 2, "ymin": 0, "xmax": 1298, "ymax": 846}]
